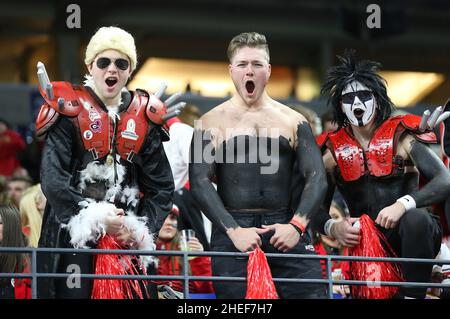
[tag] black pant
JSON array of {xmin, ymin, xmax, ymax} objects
[
  {"xmin": 382, "ymin": 208, "xmax": 442, "ymax": 298},
  {"xmin": 445, "ymin": 198, "xmax": 450, "ymax": 233},
  {"xmin": 55, "ymin": 252, "xmax": 93, "ymax": 298},
  {"xmin": 211, "ymin": 210, "xmax": 326, "ymax": 299}
]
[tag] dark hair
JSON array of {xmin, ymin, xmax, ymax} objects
[
  {"xmin": 0, "ymin": 205, "xmax": 28, "ymax": 285},
  {"xmin": 0, "ymin": 118, "xmax": 10, "ymax": 129},
  {"xmin": 320, "ymin": 50, "xmax": 395, "ymax": 128},
  {"xmin": 321, "ymin": 109, "xmax": 335, "ymax": 124}
]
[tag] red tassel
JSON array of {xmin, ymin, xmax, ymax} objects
[
  {"xmin": 91, "ymin": 235, "xmax": 147, "ymax": 299},
  {"xmin": 349, "ymin": 214, "xmax": 403, "ymax": 299},
  {"xmin": 245, "ymin": 247, "xmax": 279, "ymax": 299}
]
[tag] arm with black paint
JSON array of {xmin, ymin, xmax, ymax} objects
[
  {"xmin": 263, "ymin": 120, "xmax": 328, "ymax": 251},
  {"xmin": 292, "ymin": 121, "xmax": 328, "ymax": 224},
  {"xmin": 376, "ymin": 133, "xmax": 450, "ymax": 229}
]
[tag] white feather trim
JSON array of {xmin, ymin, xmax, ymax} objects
[
  {"xmin": 83, "ymin": 74, "xmax": 95, "ymax": 89},
  {"xmin": 108, "ymin": 109, "xmax": 121, "ymax": 122},
  {"xmin": 123, "ymin": 212, "xmax": 157, "ymax": 267},
  {"xmin": 63, "ymin": 200, "xmax": 116, "ymax": 248},
  {"xmin": 121, "ymin": 186, "xmax": 139, "ymax": 207},
  {"xmin": 104, "ymin": 184, "xmax": 122, "ymax": 203},
  {"xmin": 78, "ymin": 161, "xmax": 126, "ymax": 195}
]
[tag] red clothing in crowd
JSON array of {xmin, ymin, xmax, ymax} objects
[
  {"xmin": 1, "ymin": 263, "xmax": 31, "ymax": 299},
  {"xmin": 155, "ymin": 242, "xmax": 214, "ymax": 293},
  {"xmin": 314, "ymin": 241, "xmax": 350, "ymax": 280},
  {"xmin": 15, "ymin": 260, "xmax": 31, "ymax": 299},
  {"xmin": 0, "ymin": 129, "xmax": 25, "ymax": 177},
  {"xmin": 14, "ymin": 277, "xmax": 31, "ymax": 299}
]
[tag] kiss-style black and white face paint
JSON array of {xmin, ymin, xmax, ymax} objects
[{"xmin": 341, "ymin": 80, "xmax": 377, "ymax": 126}]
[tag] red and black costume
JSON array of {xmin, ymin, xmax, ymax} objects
[
  {"xmin": 317, "ymin": 115, "xmax": 438, "ymax": 221},
  {"xmin": 36, "ymin": 81, "xmax": 174, "ymax": 298},
  {"xmin": 317, "ymin": 115, "xmax": 445, "ymax": 298},
  {"xmin": 317, "ymin": 52, "xmax": 450, "ymax": 298}
]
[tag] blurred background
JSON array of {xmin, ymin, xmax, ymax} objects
[{"xmin": 1, "ymin": 0, "xmax": 450, "ymax": 134}]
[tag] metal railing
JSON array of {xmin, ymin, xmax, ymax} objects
[{"xmin": 1, "ymin": 246, "xmax": 450, "ymax": 299}]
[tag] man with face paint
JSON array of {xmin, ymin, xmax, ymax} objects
[
  {"xmin": 189, "ymin": 32, "xmax": 327, "ymax": 298},
  {"xmin": 35, "ymin": 26, "xmax": 175, "ymax": 298},
  {"xmin": 316, "ymin": 51, "xmax": 450, "ymax": 298}
]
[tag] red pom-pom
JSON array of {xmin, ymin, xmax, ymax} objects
[
  {"xmin": 246, "ymin": 248, "xmax": 279, "ymax": 299},
  {"xmin": 349, "ymin": 214, "xmax": 404, "ymax": 299},
  {"xmin": 91, "ymin": 235, "xmax": 148, "ymax": 299}
]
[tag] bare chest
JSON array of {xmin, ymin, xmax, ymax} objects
[{"xmin": 216, "ymin": 110, "xmax": 295, "ymax": 146}]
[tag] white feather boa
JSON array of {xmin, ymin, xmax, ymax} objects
[
  {"xmin": 64, "ymin": 200, "xmax": 116, "ymax": 249},
  {"xmin": 123, "ymin": 211, "xmax": 157, "ymax": 267},
  {"xmin": 63, "ymin": 200, "xmax": 157, "ymax": 267},
  {"xmin": 66, "ymin": 160, "xmax": 156, "ymax": 267}
]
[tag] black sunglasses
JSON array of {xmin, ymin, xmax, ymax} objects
[
  {"xmin": 342, "ymin": 90, "xmax": 373, "ymax": 104},
  {"xmin": 96, "ymin": 57, "xmax": 129, "ymax": 71}
]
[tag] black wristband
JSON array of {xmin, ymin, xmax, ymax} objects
[{"xmin": 289, "ymin": 222, "xmax": 303, "ymax": 236}]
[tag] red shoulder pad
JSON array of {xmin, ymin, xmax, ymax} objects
[
  {"xmin": 414, "ymin": 131, "xmax": 437, "ymax": 143},
  {"xmin": 399, "ymin": 114, "xmax": 437, "ymax": 143},
  {"xmin": 145, "ymin": 91, "xmax": 168, "ymax": 125},
  {"xmin": 35, "ymin": 103, "xmax": 59, "ymax": 136},
  {"xmin": 315, "ymin": 131, "xmax": 329, "ymax": 152},
  {"xmin": 400, "ymin": 114, "xmax": 422, "ymax": 131},
  {"xmin": 39, "ymin": 81, "xmax": 83, "ymax": 117}
]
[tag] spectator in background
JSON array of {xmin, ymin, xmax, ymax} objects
[
  {"xmin": 290, "ymin": 104, "xmax": 322, "ymax": 136},
  {"xmin": 0, "ymin": 204, "xmax": 31, "ymax": 299},
  {"xmin": 155, "ymin": 208, "xmax": 214, "ymax": 298},
  {"xmin": 313, "ymin": 201, "xmax": 350, "ymax": 298},
  {"xmin": 427, "ymin": 243, "xmax": 450, "ymax": 299},
  {"xmin": 7, "ymin": 176, "xmax": 32, "ymax": 209},
  {"xmin": 163, "ymin": 116, "xmax": 211, "ymax": 250},
  {"xmin": 17, "ymin": 130, "xmax": 45, "ymax": 184},
  {"xmin": 179, "ymin": 103, "xmax": 201, "ymax": 127},
  {"xmin": 0, "ymin": 118, "xmax": 26, "ymax": 178},
  {"xmin": 19, "ymin": 184, "xmax": 45, "ymax": 247},
  {"xmin": 320, "ymin": 109, "xmax": 338, "ymax": 133},
  {"xmin": 0, "ymin": 176, "xmax": 10, "ymax": 205}
]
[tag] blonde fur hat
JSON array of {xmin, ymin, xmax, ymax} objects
[{"xmin": 85, "ymin": 26, "xmax": 137, "ymax": 72}]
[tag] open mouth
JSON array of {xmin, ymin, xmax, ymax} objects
[
  {"xmin": 105, "ymin": 77, "xmax": 118, "ymax": 88},
  {"xmin": 245, "ymin": 80, "xmax": 255, "ymax": 94},
  {"xmin": 353, "ymin": 108, "xmax": 365, "ymax": 119}
]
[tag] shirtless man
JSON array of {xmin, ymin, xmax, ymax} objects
[{"xmin": 189, "ymin": 32, "xmax": 327, "ymax": 299}]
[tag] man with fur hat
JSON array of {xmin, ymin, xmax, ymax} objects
[
  {"xmin": 36, "ymin": 26, "xmax": 175, "ymax": 298},
  {"xmin": 316, "ymin": 51, "xmax": 450, "ymax": 298}
]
